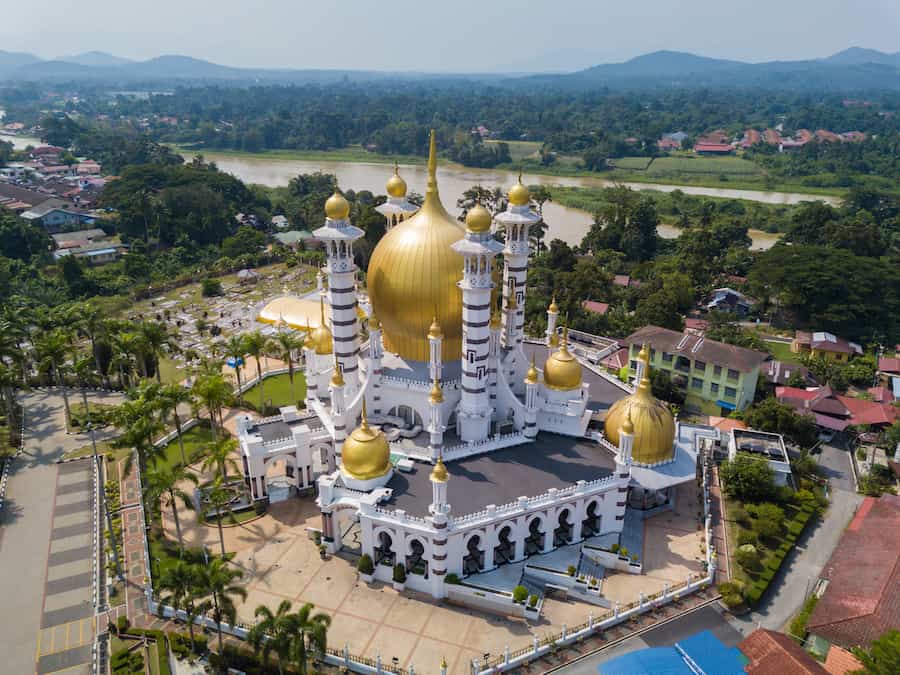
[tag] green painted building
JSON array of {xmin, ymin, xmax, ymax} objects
[{"xmin": 624, "ymin": 325, "xmax": 768, "ymax": 415}]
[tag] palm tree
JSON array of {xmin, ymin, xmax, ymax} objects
[
  {"xmin": 140, "ymin": 321, "xmax": 179, "ymax": 383},
  {"xmin": 202, "ymin": 437, "xmax": 239, "ymax": 482},
  {"xmin": 247, "ymin": 600, "xmax": 296, "ymax": 675},
  {"xmin": 35, "ymin": 328, "xmax": 74, "ymax": 424},
  {"xmin": 112, "ymin": 396, "xmax": 163, "ymax": 479},
  {"xmin": 269, "ymin": 331, "xmax": 303, "ymax": 405},
  {"xmin": 196, "ymin": 557, "xmax": 246, "ymax": 654},
  {"xmin": 224, "ymin": 334, "xmax": 247, "ymax": 404},
  {"xmin": 144, "ymin": 464, "xmax": 198, "ymax": 553},
  {"xmin": 158, "ymin": 383, "xmax": 195, "ymax": 466},
  {"xmin": 290, "ymin": 602, "xmax": 331, "ymax": 674},
  {"xmin": 111, "ymin": 330, "xmax": 141, "ymax": 389},
  {"xmin": 204, "ymin": 479, "xmax": 238, "ymax": 558},
  {"xmin": 73, "ymin": 300, "xmax": 108, "ymax": 383},
  {"xmin": 192, "ymin": 374, "xmax": 231, "ymax": 440},
  {"xmin": 158, "ymin": 561, "xmax": 210, "ymax": 651},
  {"xmin": 243, "ymin": 330, "xmax": 268, "ymax": 408}
]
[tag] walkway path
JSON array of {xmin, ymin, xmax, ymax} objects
[{"xmin": 0, "ymin": 388, "xmax": 121, "ymax": 675}]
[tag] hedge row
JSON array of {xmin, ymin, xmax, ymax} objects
[
  {"xmin": 118, "ymin": 628, "xmax": 172, "ymax": 675},
  {"xmin": 743, "ymin": 508, "xmax": 814, "ymax": 605}
]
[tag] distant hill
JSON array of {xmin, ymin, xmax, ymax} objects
[
  {"xmin": 62, "ymin": 51, "xmax": 134, "ymax": 67},
  {"xmin": 824, "ymin": 47, "xmax": 900, "ymax": 66},
  {"xmin": 0, "ymin": 50, "xmax": 43, "ymax": 77}
]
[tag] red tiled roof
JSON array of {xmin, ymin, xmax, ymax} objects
[
  {"xmin": 684, "ymin": 317, "xmax": 709, "ymax": 331},
  {"xmin": 601, "ymin": 347, "xmax": 629, "ymax": 371},
  {"xmin": 739, "ymin": 629, "xmax": 828, "ymax": 674},
  {"xmin": 582, "ymin": 300, "xmax": 609, "ymax": 316},
  {"xmin": 709, "ymin": 416, "xmax": 747, "ymax": 432},
  {"xmin": 867, "ymin": 386, "xmax": 894, "ymax": 404},
  {"xmin": 878, "ymin": 357, "xmax": 900, "ymax": 374},
  {"xmin": 807, "ymin": 495, "xmax": 900, "ymax": 649},
  {"xmin": 823, "ymin": 645, "xmax": 863, "ymax": 674},
  {"xmin": 694, "ymin": 143, "xmax": 733, "ymax": 153},
  {"xmin": 613, "ymin": 274, "xmax": 630, "ymax": 287},
  {"xmin": 836, "ymin": 395, "xmax": 896, "ymax": 427}
]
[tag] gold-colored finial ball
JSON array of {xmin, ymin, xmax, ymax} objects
[
  {"xmin": 386, "ymin": 163, "xmax": 407, "ymax": 198},
  {"xmin": 465, "ymin": 203, "xmax": 492, "ymax": 233},
  {"xmin": 325, "ymin": 190, "xmax": 350, "ymax": 220},
  {"xmin": 508, "ymin": 173, "xmax": 530, "ymax": 206}
]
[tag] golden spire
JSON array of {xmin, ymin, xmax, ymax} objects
[
  {"xmin": 638, "ymin": 342, "xmax": 650, "ymax": 362},
  {"xmin": 489, "ymin": 309, "xmax": 502, "ymax": 331},
  {"xmin": 429, "ymin": 377, "xmax": 444, "ymax": 404},
  {"xmin": 621, "ymin": 408, "xmax": 634, "ymax": 435},
  {"xmin": 440, "ymin": 656, "xmax": 448, "ymax": 670},
  {"xmin": 320, "ymin": 296, "xmax": 326, "ymax": 326},
  {"xmin": 360, "ymin": 399, "xmax": 370, "ymax": 431},
  {"xmin": 548, "ymin": 295, "xmax": 559, "ymax": 314},
  {"xmin": 560, "ymin": 322, "xmax": 569, "ymax": 352},
  {"xmin": 508, "ymin": 169, "xmax": 530, "ymax": 206},
  {"xmin": 426, "ymin": 129, "xmax": 438, "ymax": 199},
  {"xmin": 508, "ymin": 292, "xmax": 518, "ymax": 310},
  {"xmin": 430, "ymin": 456, "xmax": 449, "ymax": 483},
  {"xmin": 303, "ymin": 319, "xmax": 314, "ymax": 349},
  {"xmin": 331, "ymin": 357, "xmax": 344, "ymax": 387},
  {"xmin": 525, "ymin": 354, "xmax": 539, "ymax": 384},
  {"xmin": 428, "ymin": 313, "xmax": 443, "ymax": 340}
]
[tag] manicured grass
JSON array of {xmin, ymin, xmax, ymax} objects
[
  {"xmin": 204, "ymin": 508, "xmax": 258, "ymax": 525},
  {"xmin": 157, "ymin": 357, "xmax": 186, "ymax": 385},
  {"xmin": 62, "ymin": 439, "xmax": 119, "ymax": 461},
  {"xmin": 486, "ymin": 139, "xmax": 541, "ymax": 162},
  {"xmin": 765, "ymin": 340, "xmax": 804, "ymax": 365},
  {"xmin": 152, "ymin": 423, "xmax": 217, "ymax": 472},
  {"xmin": 609, "ymin": 156, "xmax": 654, "ymax": 171},
  {"xmin": 647, "ymin": 155, "xmax": 763, "ymax": 176},
  {"xmin": 241, "ymin": 371, "xmax": 307, "ymax": 410}
]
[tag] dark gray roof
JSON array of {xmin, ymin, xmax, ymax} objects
[
  {"xmin": 386, "ymin": 433, "xmax": 616, "ymax": 517},
  {"xmin": 522, "ymin": 342, "xmax": 628, "ymax": 412},
  {"xmin": 625, "ymin": 325, "xmax": 769, "ymax": 373},
  {"xmin": 251, "ymin": 413, "xmax": 322, "ymax": 444}
]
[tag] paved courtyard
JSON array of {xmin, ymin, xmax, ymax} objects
[{"xmin": 164, "ymin": 483, "xmax": 704, "ymax": 674}]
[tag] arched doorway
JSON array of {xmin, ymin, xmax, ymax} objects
[
  {"xmin": 463, "ymin": 535, "xmax": 484, "ymax": 576},
  {"xmin": 493, "ymin": 526, "xmax": 515, "ymax": 566},
  {"xmin": 554, "ymin": 509, "xmax": 573, "ymax": 547},
  {"xmin": 388, "ymin": 405, "xmax": 423, "ymax": 429},
  {"xmin": 406, "ymin": 539, "xmax": 428, "ymax": 578},
  {"xmin": 525, "ymin": 518, "xmax": 545, "ymax": 556},
  {"xmin": 374, "ymin": 531, "xmax": 395, "ymax": 567},
  {"xmin": 582, "ymin": 501, "xmax": 601, "ymax": 538}
]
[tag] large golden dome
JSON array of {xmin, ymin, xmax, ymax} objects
[
  {"xmin": 543, "ymin": 327, "xmax": 583, "ymax": 391},
  {"xmin": 341, "ymin": 405, "xmax": 391, "ymax": 481},
  {"xmin": 604, "ymin": 356, "xmax": 675, "ymax": 464},
  {"xmin": 366, "ymin": 130, "xmax": 465, "ymax": 362}
]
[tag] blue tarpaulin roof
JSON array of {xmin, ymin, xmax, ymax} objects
[{"xmin": 599, "ymin": 630, "xmax": 746, "ymax": 675}]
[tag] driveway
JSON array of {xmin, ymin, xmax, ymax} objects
[
  {"xmin": 0, "ymin": 388, "xmax": 122, "ymax": 675},
  {"xmin": 817, "ymin": 441, "xmax": 855, "ymax": 493}
]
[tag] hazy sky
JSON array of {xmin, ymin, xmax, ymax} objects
[{"xmin": 3, "ymin": 0, "xmax": 900, "ymax": 72}]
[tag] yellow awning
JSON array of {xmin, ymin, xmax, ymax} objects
[{"xmin": 257, "ymin": 295, "xmax": 330, "ymax": 330}]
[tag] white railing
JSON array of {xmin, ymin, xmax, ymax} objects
[
  {"xmin": 371, "ymin": 506, "xmax": 430, "ymax": 525},
  {"xmin": 442, "ymin": 432, "xmax": 527, "ymax": 461}
]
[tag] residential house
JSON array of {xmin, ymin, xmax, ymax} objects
[
  {"xmin": 271, "ymin": 214, "xmax": 290, "ymax": 230},
  {"xmin": 739, "ymin": 629, "xmax": 828, "ymax": 674},
  {"xmin": 776, "ymin": 385, "xmax": 896, "ymax": 432},
  {"xmin": 806, "ymin": 495, "xmax": 900, "ymax": 651},
  {"xmin": 726, "ymin": 428, "xmax": 793, "ymax": 487},
  {"xmin": 21, "ymin": 198, "xmax": 96, "ymax": 232},
  {"xmin": 273, "ymin": 230, "xmax": 317, "ymax": 250},
  {"xmin": 740, "ymin": 129, "xmax": 762, "ymax": 148},
  {"xmin": 582, "ymin": 300, "xmax": 609, "ymax": 316},
  {"xmin": 877, "ymin": 356, "xmax": 900, "ymax": 392},
  {"xmin": 694, "ymin": 142, "xmax": 733, "ymax": 155},
  {"xmin": 657, "ymin": 137, "xmax": 681, "ymax": 151},
  {"xmin": 791, "ymin": 331, "xmax": 862, "ymax": 362},
  {"xmin": 684, "ymin": 317, "xmax": 709, "ymax": 334},
  {"xmin": 51, "ymin": 228, "xmax": 125, "ymax": 265},
  {"xmin": 599, "ymin": 347, "xmax": 629, "ymax": 373},
  {"xmin": 704, "ymin": 287, "xmax": 756, "ymax": 316},
  {"xmin": 612, "ymin": 274, "xmax": 641, "ymax": 289},
  {"xmin": 624, "ymin": 325, "xmax": 769, "ymax": 414},
  {"xmin": 763, "ymin": 128, "xmax": 782, "ymax": 145},
  {"xmin": 763, "ymin": 360, "xmax": 816, "ymax": 388}
]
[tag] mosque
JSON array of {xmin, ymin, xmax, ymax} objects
[{"xmin": 237, "ymin": 131, "xmax": 706, "ymax": 600}]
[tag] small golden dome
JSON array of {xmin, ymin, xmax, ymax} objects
[
  {"xmin": 465, "ymin": 203, "xmax": 492, "ymax": 233},
  {"xmin": 331, "ymin": 359, "xmax": 344, "ymax": 387},
  {"xmin": 508, "ymin": 172, "xmax": 530, "ymax": 207},
  {"xmin": 386, "ymin": 163, "xmax": 407, "ymax": 198},
  {"xmin": 543, "ymin": 326, "xmax": 582, "ymax": 391},
  {"xmin": 525, "ymin": 356, "xmax": 539, "ymax": 385},
  {"xmin": 604, "ymin": 352, "xmax": 675, "ymax": 464},
  {"xmin": 310, "ymin": 298, "xmax": 333, "ymax": 355},
  {"xmin": 428, "ymin": 315, "xmax": 443, "ymax": 340},
  {"xmin": 325, "ymin": 190, "xmax": 350, "ymax": 220},
  {"xmin": 429, "ymin": 378, "xmax": 444, "ymax": 404},
  {"xmin": 430, "ymin": 457, "xmax": 449, "ymax": 483},
  {"xmin": 341, "ymin": 403, "xmax": 391, "ymax": 481},
  {"xmin": 548, "ymin": 296, "xmax": 559, "ymax": 314}
]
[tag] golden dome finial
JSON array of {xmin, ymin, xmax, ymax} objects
[
  {"xmin": 621, "ymin": 409, "xmax": 634, "ymax": 435},
  {"xmin": 360, "ymin": 399, "xmax": 370, "ymax": 430},
  {"xmin": 548, "ymin": 295, "xmax": 559, "ymax": 314},
  {"xmin": 440, "ymin": 656, "xmax": 448, "ymax": 670},
  {"xmin": 638, "ymin": 342, "xmax": 650, "ymax": 363},
  {"xmin": 560, "ymin": 322, "xmax": 570, "ymax": 351},
  {"xmin": 325, "ymin": 188, "xmax": 350, "ymax": 220},
  {"xmin": 426, "ymin": 129, "xmax": 439, "ymax": 199},
  {"xmin": 508, "ymin": 170, "xmax": 530, "ymax": 206},
  {"xmin": 508, "ymin": 292, "xmax": 518, "ymax": 310},
  {"xmin": 331, "ymin": 357, "xmax": 344, "ymax": 387},
  {"xmin": 465, "ymin": 203, "xmax": 492, "ymax": 233},
  {"xmin": 429, "ymin": 377, "xmax": 444, "ymax": 404},
  {"xmin": 525, "ymin": 354, "xmax": 539, "ymax": 384},
  {"xmin": 543, "ymin": 319, "xmax": 582, "ymax": 390},
  {"xmin": 386, "ymin": 161, "xmax": 407, "ymax": 198},
  {"xmin": 430, "ymin": 456, "xmax": 449, "ymax": 483},
  {"xmin": 428, "ymin": 313, "xmax": 443, "ymax": 340}
]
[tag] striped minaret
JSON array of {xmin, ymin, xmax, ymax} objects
[
  {"xmin": 428, "ymin": 378, "xmax": 444, "ymax": 461},
  {"xmin": 428, "ymin": 458, "xmax": 450, "ymax": 599},
  {"xmin": 313, "ymin": 189, "xmax": 365, "ymax": 402},
  {"xmin": 367, "ymin": 313, "xmax": 384, "ymax": 416},
  {"xmin": 452, "ymin": 204, "xmax": 503, "ymax": 442}
]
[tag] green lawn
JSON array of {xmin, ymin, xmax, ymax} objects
[
  {"xmin": 647, "ymin": 155, "xmax": 763, "ymax": 177},
  {"xmin": 486, "ymin": 139, "xmax": 541, "ymax": 162},
  {"xmin": 241, "ymin": 371, "xmax": 307, "ymax": 410},
  {"xmin": 152, "ymin": 423, "xmax": 217, "ymax": 471},
  {"xmin": 609, "ymin": 156, "xmax": 654, "ymax": 171},
  {"xmin": 765, "ymin": 340, "xmax": 804, "ymax": 365}
]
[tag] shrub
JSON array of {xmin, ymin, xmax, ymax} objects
[
  {"xmin": 750, "ymin": 503, "xmax": 784, "ymax": 539},
  {"xmin": 446, "ymin": 573, "xmax": 460, "ymax": 585},
  {"xmin": 721, "ymin": 454, "xmax": 776, "ymax": 502},
  {"xmin": 610, "ymin": 543, "xmax": 619, "ymax": 553},
  {"xmin": 743, "ymin": 580, "xmax": 768, "ymax": 605},
  {"xmin": 201, "ymin": 278, "xmax": 223, "ymax": 297},
  {"xmin": 116, "ymin": 615, "xmax": 130, "ymax": 633},
  {"xmin": 737, "ymin": 530, "xmax": 758, "ymax": 547},
  {"xmin": 357, "ymin": 554, "xmax": 374, "ymax": 575},
  {"xmin": 731, "ymin": 505, "xmax": 751, "ymax": 527},
  {"xmin": 790, "ymin": 595, "xmax": 820, "ymax": 642},
  {"xmin": 735, "ymin": 544, "xmax": 760, "ymax": 571},
  {"xmin": 528, "ymin": 594, "xmax": 538, "ymax": 607},
  {"xmin": 793, "ymin": 488, "xmax": 819, "ymax": 513},
  {"xmin": 393, "ymin": 563, "xmax": 407, "ymax": 583},
  {"xmin": 512, "ymin": 585, "xmax": 529, "ymax": 603},
  {"xmin": 619, "ymin": 547, "xmax": 629, "ymax": 558},
  {"xmin": 567, "ymin": 565, "xmax": 576, "ymax": 576},
  {"xmin": 721, "ymin": 592, "xmax": 744, "ymax": 608}
]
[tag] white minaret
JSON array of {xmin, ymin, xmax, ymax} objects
[
  {"xmin": 428, "ymin": 378, "xmax": 445, "ymax": 460},
  {"xmin": 313, "ymin": 189, "xmax": 365, "ymax": 401},
  {"xmin": 488, "ymin": 311, "xmax": 502, "ymax": 415},
  {"xmin": 428, "ymin": 458, "xmax": 450, "ymax": 599},
  {"xmin": 523, "ymin": 356, "xmax": 540, "ymax": 439},
  {"xmin": 367, "ymin": 313, "xmax": 384, "ymax": 416},
  {"xmin": 375, "ymin": 163, "xmax": 418, "ymax": 230},
  {"xmin": 635, "ymin": 343, "xmax": 650, "ymax": 384},
  {"xmin": 329, "ymin": 359, "xmax": 346, "ymax": 470},
  {"xmin": 616, "ymin": 410, "xmax": 634, "ymax": 476},
  {"xmin": 546, "ymin": 296, "xmax": 560, "ymax": 348},
  {"xmin": 428, "ymin": 316, "xmax": 443, "ymax": 383},
  {"xmin": 452, "ymin": 204, "xmax": 504, "ymax": 442},
  {"xmin": 303, "ymin": 320, "xmax": 318, "ymax": 403},
  {"xmin": 495, "ymin": 173, "xmax": 540, "ymax": 353}
]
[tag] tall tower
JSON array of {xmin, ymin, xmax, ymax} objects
[
  {"xmin": 495, "ymin": 173, "xmax": 540, "ymax": 353},
  {"xmin": 452, "ymin": 204, "xmax": 504, "ymax": 442},
  {"xmin": 313, "ymin": 189, "xmax": 365, "ymax": 401}
]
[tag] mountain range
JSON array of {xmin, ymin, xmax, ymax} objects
[{"xmin": 1, "ymin": 47, "xmax": 900, "ymax": 90}]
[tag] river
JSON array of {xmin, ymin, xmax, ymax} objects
[{"xmin": 203, "ymin": 153, "xmax": 802, "ymax": 250}]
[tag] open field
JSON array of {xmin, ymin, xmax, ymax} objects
[
  {"xmin": 608, "ymin": 156, "xmax": 654, "ymax": 170},
  {"xmin": 647, "ymin": 155, "xmax": 763, "ymax": 176},
  {"xmin": 173, "ymin": 143, "xmax": 428, "ymax": 167},
  {"xmin": 765, "ymin": 340, "xmax": 803, "ymax": 365},
  {"xmin": 485, "ymin": 139, "xmax": 541, "ymax": 162},
  {"xmin": 241, "ymin": 371, "xmax": 307, "ymax": 409}
]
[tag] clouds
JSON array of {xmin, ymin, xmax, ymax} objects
[{"xmin": 2, "ymin": 0, "xmax": 898, "ymax": 72}]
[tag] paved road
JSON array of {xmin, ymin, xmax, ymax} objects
[
  {"xmin": 816, "ymin": 441, "xmax": 856, "ymax": 493},
  {"xmin": 555, "ymin": 604, "xmax": 743, "ymax": 674},
  {"xmin": 0, "ymin": 389, "xmax": 121, "ymax": 675}
]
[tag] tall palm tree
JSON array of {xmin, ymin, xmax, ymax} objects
[
  {"xmin": 35, "ymin": 328, "xmax": 74, "ymax": 424},
  {"xmin": 290, "ymin": 602, "xmax": 331, "ymax": 674},
  {"xmin": 192, "ymin": 374, "xmax": 231, "ymax": 440},
  {"xmin": 140, "ymin": 321, "xmax": 178, "ymax": 383},
  {"xmin": 224, "ymin": 334, "xmax": 247, "ymax": 404},
  {"xmin": 144, "ymin": 464, "xmax": 198, "ymax": 552},
  {"xmin": 269, "ymin": 331, "xmax": 303, "ymax": 405},
  {"xmin": 112, "ymin": 396, "xmax": 163, "ymax": 479},
  {"xmin": 201, "ymin": 437, "xmax": 239, "ymax": 482},
  {"xmin": 247, "ymin": 600, "xmax": 296, "ymax": 675},
  {"xmin": 111, "ymin": 330, "xmax": 141, "ymax": 390},
  {"xmin": 158, "ymin": 383, "xmax": 195, "ymax": 466},
  {"xmin": 204, "ymin": 479, "xmax": 238, "ymax": 558},
  {"xmin": 243, "ymin": 330, "xmax": 268, "ymax": 408},
  {"xmin": 73, "ymin": 300, "xmax": 107, "ymax": 382},
  {"xmin": 158, "ymin": 561, "xmax": 210, "ymax": 651},
  {"xmin": 196, "ymin": 557, "xmax": 246, "ymax": 654}
]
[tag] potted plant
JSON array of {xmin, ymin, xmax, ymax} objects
[
  {"xmin": 392, "ymin": 563, "xmax": 407, "ymax": 591},
  {"xmin": 357, "ymin": 554, "xmax": 374, "ymax": 583},
  {"xmin": 566, "ymin": 565, "xmax": 576, "ymax": 577},
  {"xmin": 512, "ymin": 585, "xmax": 528, "ymax": 604},
  {"xmin": 318, "ymin": 543, "xmax": 328, "ymax": 560},
  {"xmin": 526, "ymin": 594, "xmax": 539, "ymax": 612}
]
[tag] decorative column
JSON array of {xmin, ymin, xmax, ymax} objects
[
  {"xmin": 488, "ymin": 311, "xmax": 502, "ymax": 410},
  {"xmin": 303, "ymin": 319, "xmax": 318, "ymax": 403},
  {"xmin": 428, "ymin": 317, "xmax": 443, "ymax": 382},
  {"xmin": 313, "ymin": 189, "xmax": 364, "ymax": 401},
  {"xmin": 330, "ymin": 358, "xmax": 347, "ymax": 464},
  {"xmin": 523, "ymin": 356, "xmax": 539, "ymax": 439},
  {"xmin": 452, "ymin": 205, "xmax": 504, "ymax": 443},
  {"xmin": 368, "ymin": 313, "xmax": 384, "ymax": 416},
  {"xmin": 546, "ymin": 297, "xmax": 560, "ymax": 347},
  {"xmin": 635, "ymin": 343, "xmax": 650, "ymax": 383},
  {"xmin": 428, "ymin": 378, "xmax": 445, "ymax": 461},
  {"xmin": 429, "ymin": 458, "xmax": 450, "ymax": 599}
]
